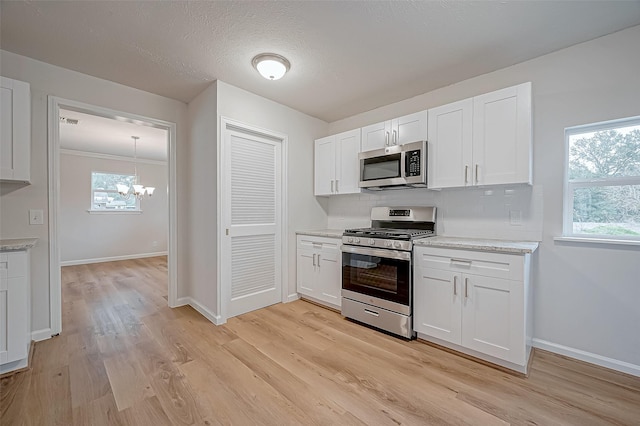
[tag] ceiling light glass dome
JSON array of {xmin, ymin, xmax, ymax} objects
[{"xmin": 252, "ymin": 53, "xmax": 291, "ymax": 80}]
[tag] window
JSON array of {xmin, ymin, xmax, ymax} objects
[
  {"xmin": 564, "ymin": 117, "xmax": 640, "ymax": 240},
  {"xmin": 90, "ymin": 172, "xmax": 140, "ymax": 211}
]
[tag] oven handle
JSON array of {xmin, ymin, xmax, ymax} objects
[{"xmin": 341, "ymin": 244, "xmax": 411, "ymax": 261}]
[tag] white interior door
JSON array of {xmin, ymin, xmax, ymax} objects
[{"xmin": 222, "ymin": 124, "xmax": 283, "ymax": 318}]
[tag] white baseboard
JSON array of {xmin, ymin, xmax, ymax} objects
[
  {"xmin": 31, "ymin": 328, "xmax": 53, "ymax": 342},
  {"xmin": 175, "ymin": 297, "xmax": 224, "ymax": 325},
  {"xmin": 532, "ymin": 338, "xmax": 640, "ymax": 377},
  {"xmin": 173, "ymin": 297, "xmax": 191, "ymax": 308},
  {"xmin": 0, "ymin": 354, "xmax": 29, "ymax": 375},
  {"xmin": 61, "ymin": 252, "xmax": 168, "ymax": 266},
  {"xmin": 285, "ymin": 293, "xmax": 300, "ymax": 303}
]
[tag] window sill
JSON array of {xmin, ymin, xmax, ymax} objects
[
  {"xmin": 554, "ymin": 236, "xmax": 640, "ymax": 247},
  {"xmin": 87, "ymin": 209, "xmax": 142, "ymax": 215}
]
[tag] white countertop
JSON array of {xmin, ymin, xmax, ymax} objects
[
  {"xmin": 414, "ymin": 236, "xmax": 539, "ymax": 254},
  {"xmin": 296, "ymin": 229, "xmax": 344, "ymax": 238},
  {"xmin": 0, "ymin": 238, "xmax": 38, "ymax": 252}
]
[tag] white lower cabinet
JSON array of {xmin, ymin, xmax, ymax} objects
[
  {"xmin": 414, "ymin": 246, "xmax": 532, "ymax": 373},
  {"xmin": 296, "ymin": 235, "xmax": 341, "ymax": 309},
  {"xmin": 0, "ymin": 251, "xmax": 30, "ymax": 372}
]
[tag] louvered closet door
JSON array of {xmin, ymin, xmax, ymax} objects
[{"xmin": 224, "ymin": 127, "xmax": 282, "ymax": 318}]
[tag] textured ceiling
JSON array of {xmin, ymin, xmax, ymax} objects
[
  {"xmin": 59, "ymin": 109, "xmax": 168, "ymax": 161},
  {"xmin": 2, "ymin": 1, "xmax": 640, "ymax": 122}
]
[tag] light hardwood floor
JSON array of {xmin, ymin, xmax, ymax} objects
[{"xmin": 1, "ymin": 257, "xmax": 639, "ymax": 425}]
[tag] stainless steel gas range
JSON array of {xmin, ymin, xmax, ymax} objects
[{"xmin": 341, "ymin": 206, "xmax": 436, "ymax": 339}]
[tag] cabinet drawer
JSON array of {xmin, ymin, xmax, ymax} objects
[
  {"xmin": 297, "ymin": 235, "xmax": 341, "ymax": 251},
  {"xmin": 0, "ymin": 252, "xmax": 27, "ymax": 279},
  {"xmin": 415, "ymin": 247, "xmax": 524, "ymax": 281}
]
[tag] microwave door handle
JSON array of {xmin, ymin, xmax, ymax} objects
[{"xmin": 400, "ymin": 150, "xmax": 407, "ymax": 180}]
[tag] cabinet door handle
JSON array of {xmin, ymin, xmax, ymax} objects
[
  {"xmin": 317, "ymin": 254, "xmax": 321, "ymax": 267},
  {"xmin": 385, "ymin": 131, "xmax": 390, "ymax": 146},
  {"xmin": 453, "ymin": 276, "xmax": 457, "ymax": 295},
  {"xmin": 475, "ymin": 164, "xmax": 479, "ymax": 184},
  {"xmin": 313, "ymin": 253, "xmax": 316, "ymax": 267},
  {"xmin": 393, "ymin": 129, "xmax": 397, "ymax": 145},
  {"xmin": 464, "ymin": 277, "xmax": 469, "ymax": 298},
  {"xmin": 465, "ymin": 165, "xmax": 469, "ymax": 184},
  {"xmin": 330, "ymin": 180, "xmax": 334, "ymax": 193},
  {"xmin": 335, "ymin": 180, "xmax": 339, "ymax": 193}
]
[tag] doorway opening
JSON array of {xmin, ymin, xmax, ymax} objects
[{"xmin": 48, "ymin": 97, "xmax": 177, "ymax": 336}]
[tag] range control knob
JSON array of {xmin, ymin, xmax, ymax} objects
[
  {"xmin": 354, "ymin": 238, "xmax": 360, "ymax": 244},
  {"xmin": 369, "ymin": 239, "xmax": 375, "ymax": 245},
  {"xmin": 394, "ymin": 241, "xmax": 402, "ymax": 249},
  {"xmin": 385, "ymin": 241, "xmax": 393, "ymax": 247},
  {"xmin": 347, "ymin": 237, "xmax": 354, "ymax": 243}
]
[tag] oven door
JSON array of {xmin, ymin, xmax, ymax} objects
[{"xmin": 341, "ymin": 245, "xmax": 411, "ymax": 306}]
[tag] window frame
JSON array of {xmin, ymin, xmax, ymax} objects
[
  {"xmin": 89, "ymin": 171, "xmax": 142, "ymax": 213},
  {"xmin": 563, "ymin": 116, "xmax": 640, "ymax": 241}
]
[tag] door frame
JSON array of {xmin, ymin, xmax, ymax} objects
[
  {"xmin": 217, "ymin": 116, "xmax": 288, "ymax": 323},
  {"xmin": 47, "ymin": 96, "xmax": 178, "ymax": 336}
]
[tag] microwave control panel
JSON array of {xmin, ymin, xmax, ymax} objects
[{"xmin": 405, "ymin": 149, "xmax": 421, "ymax": 177}]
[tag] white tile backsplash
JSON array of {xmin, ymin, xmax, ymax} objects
[{"xmin": 327, "ymin": 185, "xmax": 543, "ymax": 241}]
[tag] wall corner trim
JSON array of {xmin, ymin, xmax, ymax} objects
[{"xmin": 532, "ymin": 338, "xmax": 640, "ymax": 377}]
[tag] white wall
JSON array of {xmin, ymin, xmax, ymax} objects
[
  {"xmin": 327, "ymin": 186, "xmax": 543, "ymax": 242},
  {"xmin": 0, "ymin": 50, "xmax": 188, "ymax": 336},
  {"xmin": 185, "ymin": 82, "xmax": 218, "ymax": 318},
  {"xmin": 327, "ymin": 25, "xmax": 640, "ymax": 371},
  {"xmin": 59, "ymin": 152, "xmax": 168, "ymax": 263},
  {"xmin": 216, "ymin": 81, "xmax": 329, "ymax": 309},
  {"xmin": 185, "ymin": 80, "xmax": 329, "ymax": 320}
]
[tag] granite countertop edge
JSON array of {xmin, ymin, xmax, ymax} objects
[
  {"xmin": 296, "ymin": 229, "xmax": 344, "ymax": 238},
  {"xmin": 0, "ymin": 238, "xmax": 39, "ymax": 252},
  {"xmin": 413, "ymin": 236, "xmax": 539, "ymax": 254}
]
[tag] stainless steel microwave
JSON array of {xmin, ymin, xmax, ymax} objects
[{"xmin": 359, "ymin": 140, "xmax": 427, "ymax": 190}]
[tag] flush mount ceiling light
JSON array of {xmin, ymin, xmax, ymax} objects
[{"xmin": 251, "ymin": 53, "xmax": 291, "ymax": 80}]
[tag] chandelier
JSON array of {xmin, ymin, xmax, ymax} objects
[{"xmin": 116, "ymin": 136, "xmax": 155, "ymax": 200}]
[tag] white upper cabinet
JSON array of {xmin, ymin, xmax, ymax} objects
[
  {"xmin": 314, "ymin": 129, "xmax": 361, "ymax": 196},
  {"xmin": 428, "ymin": 82, "xmax": 532, "ymax": 189},
  {"xmin": 428, "ymin": 99, "xmax": 473, "ymax": 189},
  {"xmin": 360, "ymin": 111, "xmax": 427, "ymax": 152},
  {"xmin": 473, "ymin": 83, "xmax": 532, "ymax": 186},
  {"xmin": 0, "ymin": 76, "xmax": 31, "ymax": 183},
  {"xmin": 360, "ymin": 120, "xmax": 388, "ymax": 153},
  {"xmin": 314, "ymin": 136, "xmax": 336, "ymax": 196},
  {"xmin": 336, "ymin": 129, "xmax": 361, "ymax": 194}
]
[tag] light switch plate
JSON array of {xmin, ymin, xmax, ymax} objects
[{"xmin": 29, "ymin": 209, "xmax": 44, "ymax": 225}]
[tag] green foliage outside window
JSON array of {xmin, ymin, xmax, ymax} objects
[
  {"xmin": 568, "ymin": 126, "xmax": 640, "ymax": 236},
  {"xmin": 91, "ymin": 172, "xmax": 138, "ymax": 210}
]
